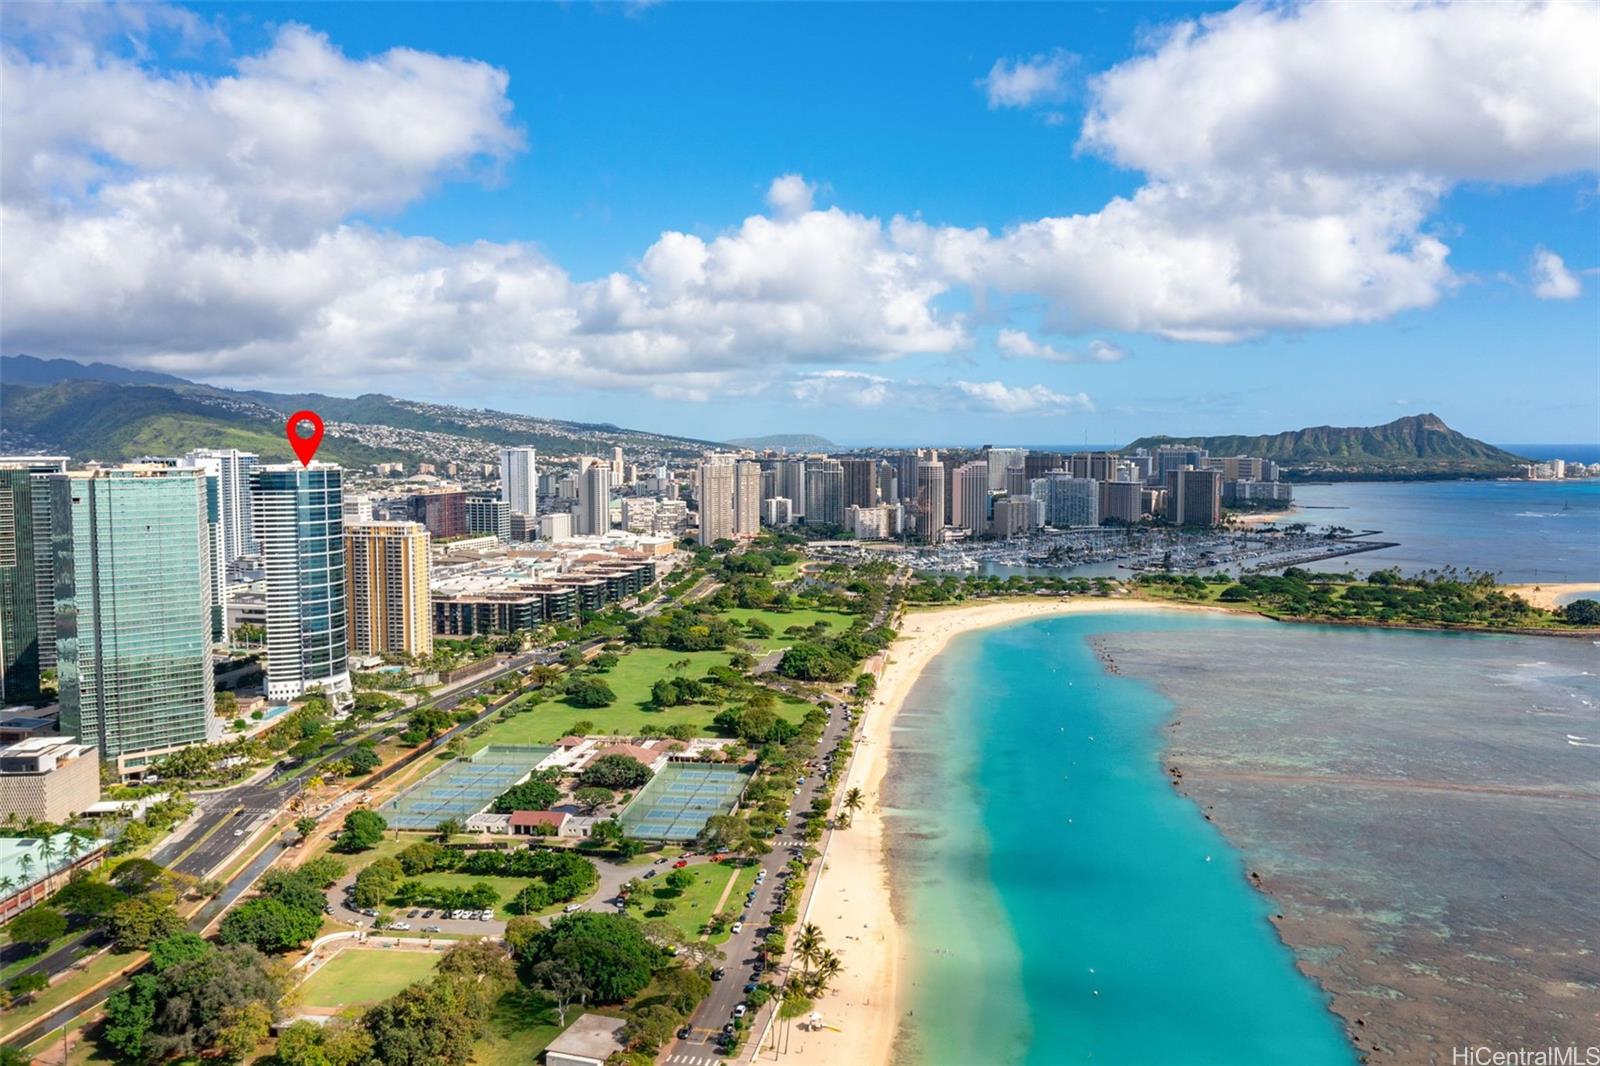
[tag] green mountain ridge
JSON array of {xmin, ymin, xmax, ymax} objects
[
  {"xmin": 1125, "ymin": 414, "xmax": 1529, "ymax": 478},
  {"xmin": 0, "ymin": 356, "xmax": 716, "ymax": 463},
  {"xmin": 0, "ymin": 380, "xmax": 406, "ymax": 467}
]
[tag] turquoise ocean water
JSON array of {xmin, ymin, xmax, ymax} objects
[{"xmin": 888, "ymin": 609, "xmax": 1356, "ymax": 1066}]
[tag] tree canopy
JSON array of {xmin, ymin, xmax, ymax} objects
[
  {"xmin": 491, "ymin": 779, "xmax": 561, "ymax": 813},
  {"xmin": 514, "ymin": 911, "xmax": 663, "ymax": 1003},
  {"xmin": 333, "ymin": 809, "xmax": 388, "ymax": 852},
  {"xmin": 578, "ymin": 754, "xmax": 652, "ymax": 790}
]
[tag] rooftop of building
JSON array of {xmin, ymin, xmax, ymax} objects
[
  {"xmin": 543, "ymin": 1014, "xmax": 626, "ymax": 1060},
  {"xmin": 0, "ymin": 833, "xmax": 109, "ymax": 894},
  {"xmin": 0, "ymin": 735, "xmax": 96, "ymax": 765},
  {"xmin": 506, "ymin": 809, "xmax": 568, "ymax": 828}
]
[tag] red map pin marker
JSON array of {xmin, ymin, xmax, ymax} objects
[{"xmin": 285, "ymin": 410, "xmax": 325, "ymax": 467}]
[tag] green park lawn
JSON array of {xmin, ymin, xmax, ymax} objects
[
  {"xmin": 468, "ymin": 646, "xmax": 813, "ymax": 749},
  {"xmin": 380, "ymin": 871, "xmax": 536, "ymax": 915},
  {"xmin": 472, "ymin": 989, "xmax": 587, "ymax": 1066},
  {"xmin": 298, "ymin": 947, "xmax": 440, "ymax": 1009},
  {"xmin": 720, "ymin": 606, "xmax": 854, "ymax": 651},
  {"xmin": 625, "ymin": 861, "xmax": 759, "ymax": 944},
  {"xmin": 309, "ymin": 830, "xmax": 411, "ymax": 869}
]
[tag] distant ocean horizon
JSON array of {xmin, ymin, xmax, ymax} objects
[
  {"xmin": 1498, "ymin": 442, "xmax": 1600, "ymax": 464},
  {"xmin": 826, "ymin": 440, "xmax": 1599, "ymax": 457}
]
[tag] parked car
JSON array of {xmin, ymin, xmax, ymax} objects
[
  {"xmin": 643, "ymin": 869, "xmax": 659, "ymax": 879},
  {"xmin": 734, "ymin": 1005, "xmax": 747, "ymax": 1018},
  {"xmin": 711, "ymin": 967, "xmax": 726, "ymax": 981},
  {"xmin": 563, "ymin": 903, "xmax": 581, "ymax": 913},
  {"xmin": 391, "ymin": 922, "xmax": 411, "ymax": 930},
  {"xmin": 423, "ymin": 924, "xmax": 442, "ymax": 932},
  {"xmin": 673, "ymin": 859, "xmax": 689, "ymax": 868},
  {"xmin": 731, "ymin": 921, "xmax": 743, "ymax": 934}
]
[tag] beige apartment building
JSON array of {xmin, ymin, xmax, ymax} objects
[
  {"xmin": 0, "ymin": 736, "xmax": 101, "ymax": 823},
  {"xmin": 345, "ymin": 521, "xmax": 432, "ymax": 658}
]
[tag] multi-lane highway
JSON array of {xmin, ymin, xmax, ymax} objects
[{"xmin": 5, "ymin": 646, "xmax": 565, "ymax": 1050}]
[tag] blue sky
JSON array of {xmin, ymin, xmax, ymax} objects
[{"xmin": 2, "ymin": 1, "xmax": 1596, "ymax": 445}]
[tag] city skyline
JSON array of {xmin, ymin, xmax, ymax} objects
[{"xmin": 1, "ymin": 2, "xmax": 1595, "ymax": 445}]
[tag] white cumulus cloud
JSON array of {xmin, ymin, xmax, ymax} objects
[
  {"xmin": 2, "ymin": 0, "xmax": 1596, "ymax": 403},
  {"xmin": 997, "ymin": 330, "xmax": 1129, "ymax": 364},
  {"xmin": 790, "ymin": 370, "xmax": 1091, "ymax": 416},
  {"xmin": 1529, "ymin": 247, "xmax": 1581, "ymax": 300},
  {"xmin": 1080, "ymin": 0, "xmax": 1599, "ymax": 184},
  {"xmin": 980, "ymin": 50, "xmax": 1073, "ymax": 109},
  {"xmin": 765, "ymin": 174, "xmax": 816, "ymax": 217}
]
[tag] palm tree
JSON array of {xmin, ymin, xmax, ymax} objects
[
  {"xmin": 17, "ymin": 852, "xmax": 36, "ymax": 884},
  {"xmin": 842, "ymin": 788, "xmax": 865, "ymax": 825},
  {"xmin": 0, "ymin": 874, "xmax": 17, "ymax": 896},
  {"xmin": 37, "ymin": 836, "xmax": 58, "ymax": 874},
  {"xmin": 794, "ymin": 923, "xmax": 825, "ymax": 974},
  {"xmin": 810, "ymin": 949, "xmax": 843, "ymax": 995},
  {"xmin": 65, "ymin": 835, "xmax": 86, "ymax": 862}
]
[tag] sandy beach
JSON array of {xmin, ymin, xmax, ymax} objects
[
  {"xmin": 777, "ymin": 597, "xmax": 1185, "ymax": 1066},
  {"xmin": 1501, "ymin": 581, "xmax": 1600, "ymax": 609},
  {"xmin": 1231, "ymin": 507, "xmax": 1299, "ymax": 526}
]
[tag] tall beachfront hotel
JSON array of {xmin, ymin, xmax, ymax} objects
[
  {"xmin": 50, "ymin": 466, "xmax": 216, "ymax": 775},
  {"xmin": 253, "ymin": 464, "xmax": 352, "ymax": 704}
]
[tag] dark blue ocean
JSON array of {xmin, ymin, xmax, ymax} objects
[{"xmin": 1291, "ymin": 478, "xmax": 1599, "ymax": 582}]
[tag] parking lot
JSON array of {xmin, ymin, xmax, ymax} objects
[{"xmin": 670, "ymin": 700, "xmax": 855, "ymax": 1057}]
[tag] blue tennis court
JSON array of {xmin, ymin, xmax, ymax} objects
[
  {"xmin": 378, "ymin": 745, "xmax": 553, "ymax": 830},
  {"xmin": 619, "ymin": 762, "xmax": 751, "ymax": 841}
]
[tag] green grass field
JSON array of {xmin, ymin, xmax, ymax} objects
[
  {"xmin": 469, "ymin": 646, "xmax": 813, "ymax": 749},
  {"xmin": 625, "ymin": 861, "xmax": 758, "ymax": 943},
  {"xmin": 720, "ymin": 606, "xmax": 854, "ymax": 650},
  {"xmin": 380, "ymin": 871, "xmax": 532, "ymax": 914},
  {"xmin": 298, "ymin": 948, "xmax": 440, "ymax": 1008},
  {"xmin": 472, "ymin": 989, "xmax": 584, "ymax": 1066}
]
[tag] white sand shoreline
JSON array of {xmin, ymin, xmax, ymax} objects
[
  {"xmin": 779, "ymin": 596, "xmax": 1219, "ymax": 1066},
  {"xmin": 1502, "ymin": 581, "xmax": 1600, "ymax": 610}
]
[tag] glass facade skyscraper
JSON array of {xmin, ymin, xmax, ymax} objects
[
  {"xmin": 51, "ymin": 466, "xmax": 216, "ymax": 768},
  {"xmin": 253, "ymin": 464, "xmax": 351, "ymax": 703},
  {"xmin": 0, "ymin": 467, "xmax": 41, "ymax": 703}
]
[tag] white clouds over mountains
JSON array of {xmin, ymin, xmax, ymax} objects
[
  {"xmin": 791, "ymin": 370, "xmax": 1092, "ymax": 416},
  {"xmin": 2, "ymin": 1, "xmax": 1595, "ymax": 413}
]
